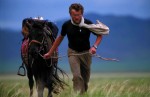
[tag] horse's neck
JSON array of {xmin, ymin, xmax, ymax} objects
[{"xmin": 45, "ymin": 36, "xmax": 54, "ymax": 50}]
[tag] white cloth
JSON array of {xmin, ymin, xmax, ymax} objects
[{"xmin": 71, "ymin": 17, "xmax": 109, "ymax": 35}]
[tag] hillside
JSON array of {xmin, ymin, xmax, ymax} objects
[{"xmin": 0, "ymin": 13, "xmax": 150, "ymax": 73}]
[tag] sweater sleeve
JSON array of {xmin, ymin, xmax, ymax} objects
[{"xmin": 61, "ymin": 22, "xmax": 67, "ymax": 36}]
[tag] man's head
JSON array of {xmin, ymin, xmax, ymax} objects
[{"xmin": 69, "ymin": 3, "xmax": 84, "ymax": 24}]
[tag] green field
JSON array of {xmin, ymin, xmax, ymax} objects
[{"xmin": 0, "ymin": 73, "xmax": 150, "ymax": 97}]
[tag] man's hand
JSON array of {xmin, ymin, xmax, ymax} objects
[
  {"xmin": 43, "ymin": 52, "xmax": 51, "ymax": 59},
  {"xmin": 89, "ymin": 47, "xmax": 96, "ymax": 54}
]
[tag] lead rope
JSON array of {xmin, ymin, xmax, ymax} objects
[
  {"xmin": 39, "ymin": 52, "xmax": 119, "ymax": 61},
  {"xmin": 92, "ymin": 54, "xmax": 119, "ymax": 61}
]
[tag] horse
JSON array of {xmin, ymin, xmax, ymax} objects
[{"xmin": 19, "ymin": 18, "xmax": 66, "ymax": 97}]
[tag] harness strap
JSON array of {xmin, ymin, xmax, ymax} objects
[{"xmin": 29, "ymin": 40, "xmax": 42, "ymax": 46}]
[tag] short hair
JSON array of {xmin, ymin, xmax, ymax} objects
[{"xmin": 69, "ymin": 3, "xmax": 84, "ymax": 14}]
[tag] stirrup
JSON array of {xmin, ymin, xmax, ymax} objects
[{"xmin": 17, "ymin": 65, "xmax": 26, "ymax": 76}]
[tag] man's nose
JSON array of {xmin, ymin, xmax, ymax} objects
[{"xmin": 74, "ymin": 17, "xmax": 80, "ymax": 20}]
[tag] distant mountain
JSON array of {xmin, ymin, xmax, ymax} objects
[
  {"xmin": 0, "ymin": 13, "xmax": 150, "ymax": 73},
  {"xmin": 56, "ymin": 13, "xmax": 150, "ymax": 72}
]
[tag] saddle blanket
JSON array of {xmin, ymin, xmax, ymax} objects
[{"xmin": 21, "ymin": 38, "xmax": 29, "ymax": 65}]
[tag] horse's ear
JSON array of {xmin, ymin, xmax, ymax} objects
[{"xmin": 22, "ymin": 18, "xmax": 33, "ymax": 30}]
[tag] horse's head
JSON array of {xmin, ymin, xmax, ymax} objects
[
  {"xmin": 28, "ymin": 27, "xmax": 45, "ymax": 58},
  {"xmin": 25, "ymin": 19, "xmax": 52, "ymax": 59}
]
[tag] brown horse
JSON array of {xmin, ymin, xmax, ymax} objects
[{"xmin": 19, "ymin": 18, "xmax": 66, "ymax": 97}]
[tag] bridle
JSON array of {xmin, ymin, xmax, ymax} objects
[
  {"xmin": 29, "ymin": 39, "xmax": 43, "ymax": 46},
  {"xmin": 28, "ymin": 29, "xmax": 55, "ymax": 67}
]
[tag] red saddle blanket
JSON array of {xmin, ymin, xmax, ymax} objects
[
  {"xmin": 21, "ymin": 38, "xmax": 59, "ymax": 65},
  {"xmin": 21, "ymin": 38, "xmax": 29, "ymax": 65}
]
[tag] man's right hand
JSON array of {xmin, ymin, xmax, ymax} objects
[
  {"xmin": 43, "ymin": 35, "xmax": 64, "ymax": 59},
  {"xmin": 43, "ymin": 52, "xmax": 51, "ymax": 59}
]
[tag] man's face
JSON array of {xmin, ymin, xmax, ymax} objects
[{"xmin": 70, "ymin": 9, "xmax": 82, "ymax": 24}]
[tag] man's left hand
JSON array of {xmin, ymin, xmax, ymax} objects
[{"xmin": 89, "ymin": 47, "xmax": 96, "ymax": 54}]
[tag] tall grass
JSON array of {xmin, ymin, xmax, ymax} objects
[
  {"xmin": 0, "ymin": 73, "xmax": 150, "ymax": 97},
  {"xmin": 0, "ymin": 78, "xmax": 28, "ymax": 97}
]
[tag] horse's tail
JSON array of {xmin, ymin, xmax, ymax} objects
[{"xmin": 51, "ymin": 63, "xmax": 68, "ymax": 94}]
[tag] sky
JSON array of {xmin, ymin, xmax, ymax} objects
[
  {"xmin": 0, "ymin": 0, "xmax": 150, "ymax": 73},
  {"xmin": 0, "ymin": 0, "xmax": 150, "ymax": 30}
]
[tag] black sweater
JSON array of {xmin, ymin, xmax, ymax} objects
[{"xmin": 61, "ymin": 18, "xmax": 95, "ymax": 52}]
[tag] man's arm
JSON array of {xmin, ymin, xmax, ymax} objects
[
  {"xmin": 43, "ymin": 35, "xmax": 64, "ymax": 59},
  {"xmin": 89, "ymin": 35, "xmax": 102, "ymax": 54}
]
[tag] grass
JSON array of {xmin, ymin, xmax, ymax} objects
[{"xmin": 0, "ymin": 73, "xmax": 150, "ymax": 97}]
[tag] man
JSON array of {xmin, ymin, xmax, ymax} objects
[{"xmin": 44, "ymin": 3, "xmax": 108, "ymax": 94}]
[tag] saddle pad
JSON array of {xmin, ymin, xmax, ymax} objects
[{"xmin": 21, "ymin": 38, "xmax": 29, "ymax": 65}]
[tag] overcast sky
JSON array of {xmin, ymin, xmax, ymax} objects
[{"xmin": 0, "ymin": 0, "xmax": 150, "ymax": 29}]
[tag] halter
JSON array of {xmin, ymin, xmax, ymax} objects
[
  {"xmin": 29, "ymin": 39, "xmax": 43, "ymax": 46},
  {"xmin": 28, "ymin": 33, "xmax": 55, "ymax": 67}
]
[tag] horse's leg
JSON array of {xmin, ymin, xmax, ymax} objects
[
  {"xmin": 47, "ymin": 88, "xmax": 53, "ymax": 97},
  {"xmin": 27, "ymin": 67, "xmax": 34, "ymax": 97},
  {"xmin": 36, "ymin": 80, "xmax": 44, "ymax": 97},
  {"xmin": 47, "ymin": 92, "xmax": 52, "ymax": 97}
]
